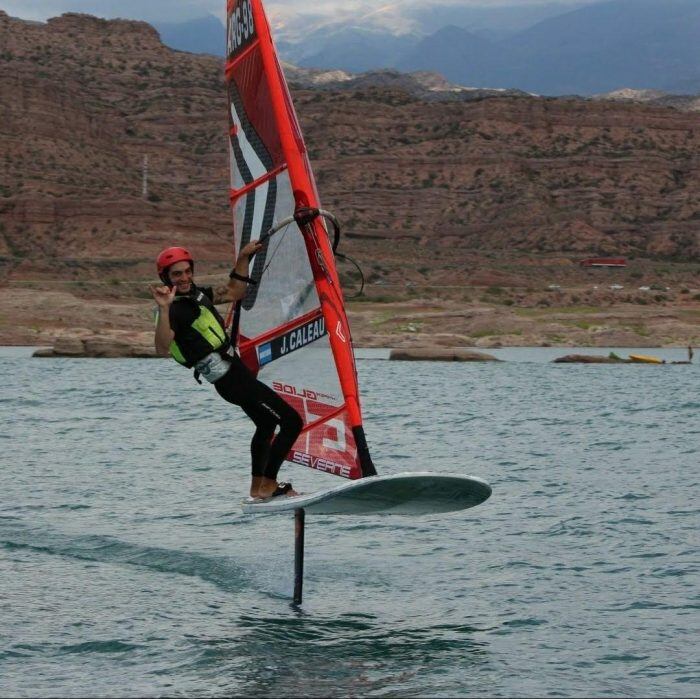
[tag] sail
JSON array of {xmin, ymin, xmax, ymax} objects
[{"xmin": 225, "ymin": 0, "xmax": 375, "ymax": 480}]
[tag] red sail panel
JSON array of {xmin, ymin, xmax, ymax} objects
[{"xmin": 225, "ymin": 0, "xmax": 374, "ymax": 479}]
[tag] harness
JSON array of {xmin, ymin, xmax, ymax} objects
[{"xmin": 168, "ymin": 288, "xmax": 231, "ymax": 382}]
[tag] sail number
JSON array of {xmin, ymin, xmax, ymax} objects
[{"xmin": 227, "ymin": 0, "xmax": 256, "ymax": 58}]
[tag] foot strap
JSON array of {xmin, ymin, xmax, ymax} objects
[{"xmin": 271, "ymin": 482, "xmax": 294, "ymax": 497}]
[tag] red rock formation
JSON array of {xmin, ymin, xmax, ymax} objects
[{"xmin": 0, "ymin": 10, "xmax": 698, "ymax": 288}]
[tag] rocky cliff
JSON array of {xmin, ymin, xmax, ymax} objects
[
  {"xmin": 0, "ymin": 9, "xmax": 699, "ymax": 355},
  {"xmin": 0, "ymin": 10, "xmax": 231, "ymax": 284},
  {"xmin": 1, "ymin": 10, "xmax": 699, "ymax": 284}
]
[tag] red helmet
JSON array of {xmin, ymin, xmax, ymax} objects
[{"xmin": 156, "ymin": 246, "xmax": 193, "ymax": 278}]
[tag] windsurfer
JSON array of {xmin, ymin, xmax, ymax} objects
[{"xmin": 149, "ymin": 243, "xmax": 303, "ymax": 500}]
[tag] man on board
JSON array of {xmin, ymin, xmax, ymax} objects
[{"xmin": 149, "ymin": 243, "xmax": 303, "ymax": 501}]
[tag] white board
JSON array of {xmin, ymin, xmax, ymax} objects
[{"xmin": 241, "ymin": 472, "xmax": 491, "ymax": 515}]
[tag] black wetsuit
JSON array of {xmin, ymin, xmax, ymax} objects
[{"xmin": 169, "ymin": 287, "xmax": 303, "ymax": 480}]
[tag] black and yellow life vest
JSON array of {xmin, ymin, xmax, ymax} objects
[{"xmin": 168, "ymin": 288, "xmax": 229, "ymax": 368}]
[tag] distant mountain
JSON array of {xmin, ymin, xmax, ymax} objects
[
  {"xmin": 592, "ymin": 88, "xmax": 700, "ymax": 112},
  {"xmin": 285, "ymin": 26, "xmax": 418, "ymax": 73},
  {"xmin": 291, "ymin": 0, "xmax": 700, "ymax": 96},
  {"xmin": 395, "ymin": 26, "xmax": 508, "ymax": 89},
  {"xmin": 269, "ymin": 2, "xmax": 590, "ymax": 45},
  {"xmin": 149, "ymin": 1, "xmax": 700, "ymax": 96},
  {"xmin": 270, "ymin": 2, "xmax": 588, "ymax": 71},
  {"xmin": 407, "ymin": 1, "xmax": 589, "ymax": 40},
  {"xmin": 669, "ymin": 74, "xmax": 700, "ymax": 94},
  {"xmin": 282, "ymin": 64, "xmax": 529, "ymax": 103},
  {"xmin": 502, "ymin": 0, "xmax": 700, "ymax": 94},
  {"xmin": 152, "ymin": 15, "xmax": 224, "ymax": 57},
  {"xmin": 145, "ymin": 3, "xmax": 582, "ymax": 68}
]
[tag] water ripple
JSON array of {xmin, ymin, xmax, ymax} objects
[{"xmin": 1, "ymin": 349, "xmax": 698, "ymax": 697}]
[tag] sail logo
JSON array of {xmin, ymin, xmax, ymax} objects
[
  {"xmin": 277, "ymin": 390, "xmax": 357, "ymax": 477},
  {"xmin": 257, "ymin": 343, "xmax": 273, "ymax": 365},
  {"xmin": 256, "ymin": 315, "xmax": 327, "ymax": 366},
  {"xmin": 272, "ymin": 382, "xmax": 320, "ymax": 401},
  {"xmin": 280, "ymin": 317, "xmax": 325, "ymax": 355},
  {"xmin": 290, "ymin": 450, "xmax": 352, "ymax": 479},
  {"xmin": 227, "ymin": 0, "xmax": 256, "ymax": 58}
]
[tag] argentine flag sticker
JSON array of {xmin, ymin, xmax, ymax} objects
[{"xmin": 258, "ymin": 343, "xmax": 273, "ymax": 366}]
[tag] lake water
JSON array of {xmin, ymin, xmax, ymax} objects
[{"xmin": 1, "ymin": 346, "xmax": 698, "ymax": 697}]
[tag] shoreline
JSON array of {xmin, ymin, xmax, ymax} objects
[
  {"xmin": 2, "ymin": 345, "xmax": 693, "ymax": 367},
  {"xmin": 1, "ymin": 287, "xmax": 698, "ymax": 354}
]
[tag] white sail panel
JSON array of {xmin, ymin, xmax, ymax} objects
[{"xmin": 225, "ymin": 0, "xmax": 375, "ymax": 480}]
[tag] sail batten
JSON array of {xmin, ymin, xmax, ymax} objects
[
  {"xmin": 225, "ymin": 0, "xmax": 375, "ymax": 479},
  {"xmin": 230, "ymin": 164, "xmax": 287, "ymax": 203}
]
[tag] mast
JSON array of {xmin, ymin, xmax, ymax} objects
[{"xmin": 249, "ymin": 1, "xmax": 375, "ymax": 476}]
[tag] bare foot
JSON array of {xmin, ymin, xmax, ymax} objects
[{"xmin": 250, "ymin": 476, "xmax": 264, "ymax": 498}]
